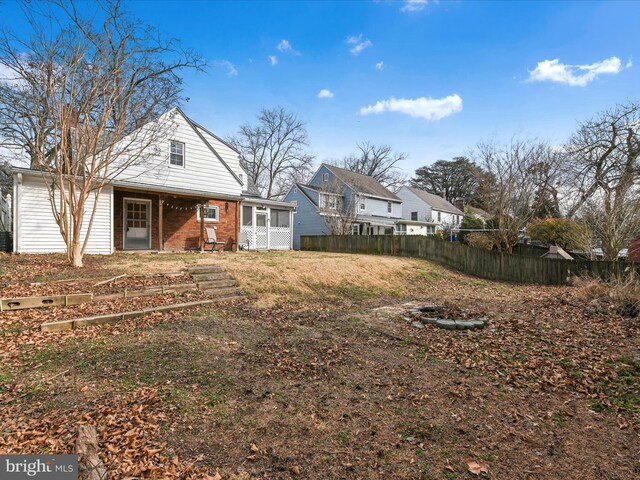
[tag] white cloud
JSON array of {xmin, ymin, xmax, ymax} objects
[
  {"xmin": 375, "ymin": 61, "xmax": 384, "ymax": 71},
  {"xmin": 213, "ymin": 60, "xmax": 238, "ymax": 77},
  {"xmin": 268, "ymin": 55, "xmax": 278, "ymax": 66},
  {"xmin": 346, "ymin": 34, "xmax": 373, "ymax": 56},
  {"xmin": 401, "ymin": 0, "xmax": 428, "ymax": 12},
  {"xmin": 527, "ymin": 56, "xmax": 630, "ymax": 87},
  {"xmin": 359, "ymin": 94, "xmax": 463, "ymax": 121},
  {"xmin": 277, "ymin": 39, "xmax": 299, "ymax": 55},
  {"xmin": 317, "ymin": 89, "xmax": 334, "ymax": 99}
]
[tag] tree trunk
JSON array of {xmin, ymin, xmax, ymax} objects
[{"xmin": 71, "ymin": 241, "xmax": 84, "ymax": 267}]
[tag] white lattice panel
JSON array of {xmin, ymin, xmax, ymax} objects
[
  {"xmin": 240, "ymin": 226, "xmax": 254, "ymax": 249},
  {"xmin": 269, "ymin": 227, "xmax": 291, "ymax": 250}
]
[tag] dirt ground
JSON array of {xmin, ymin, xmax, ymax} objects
[{"xmin": 1, "ymin": 251, "xmax": 638, "ymax": 479}]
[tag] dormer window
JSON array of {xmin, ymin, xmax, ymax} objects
[{"xmin": 170, "ymin": 141, "xmax": 185, "ymax": 167}]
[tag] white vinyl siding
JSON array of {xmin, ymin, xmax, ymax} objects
[
  {"xmin": 111, "ymin": 110, "xmax": 243, "ymax": 197},
  {"xmin": 15, "ymin": 175, "xmax": 113, "ymax": 254}
]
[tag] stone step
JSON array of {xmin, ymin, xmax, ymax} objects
[
  {"xmin": 203, "ymin": 286, "xmax": 243, "ymax": 298},
  {"xmin": 188, "ymin": 265, "xmax": 224, "ymax": 274},
  {"xmin": 197, "ymin": 279, "xmax": 236, "ymax": 289},
  {"xmin": 191, "ymin": 272, "xmax": 230, "ymax": 282}
]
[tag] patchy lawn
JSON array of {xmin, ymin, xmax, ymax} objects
[{"xmin": 1, "ymin": 251, "xmax": 639, "ymax": 479}]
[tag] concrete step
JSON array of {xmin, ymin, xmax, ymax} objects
[
  {"xmin": 188, "ymin": 265, "xmax": 224, "ymax": 274},
  {"xmin": 203, "ymin": 286, "xmax": 243, "ymax": 298},
  {"xmin": 191, "ymin": 272, "xmax": 230, "ymax": 282},
  {"xmin": 197, "ymin": 279, "xmax": 236, "ymax": 289}
]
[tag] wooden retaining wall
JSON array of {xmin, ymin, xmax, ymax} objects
[{"xmin": 300, "ymin": 235, "xmax": 635, "ymax": 285}]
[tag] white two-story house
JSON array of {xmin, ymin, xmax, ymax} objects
[
  {"xmin": 11, "ymin": 107, "xmax": 295, "ymax": 254},
  {"xmin": 284, "ymin": 164, "xmax": 403, "ymax": 249},
  {"xmin": 396, "ymin": 186, "xmax": 463, "ymax": 234}
]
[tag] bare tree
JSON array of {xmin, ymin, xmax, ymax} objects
[
  {"xmin": 330, "ymin": 141, "xmax": 407, "ymax": 191},
  {"xmin": 228, "ymin": 107, "xmax": 314, "ymax": 199},
  {"xmin": 0, "ymin": 0, "xmax": 204, "ymax": 266},
  {"xmin": 563, "ymin": 101, "xmax": 640, "ymax": 260},
  {"xmin": 474, "ymin": 138, "xmax": 560, "ymax": 253}
]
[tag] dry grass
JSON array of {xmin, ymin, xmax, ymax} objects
[
  {"xmin": 12, "ymin": 251, "xmax": 446, "ymax": 307},
  {"xmin": 574, "ymin": 272, "xmax": 640, "ymax": 317}
]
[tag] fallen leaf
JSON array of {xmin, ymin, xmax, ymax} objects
[{"xmin": 466, "ymin": 459, "xmax": 490, "ymax": 475}]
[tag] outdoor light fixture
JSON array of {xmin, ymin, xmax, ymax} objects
[{"xmin": 224, "ymin": 202, "xmax": 229, "ymax": 212}]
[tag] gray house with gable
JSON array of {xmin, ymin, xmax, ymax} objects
[{"xmin": 284, "ymin": 164, "xmax": 403, "ymax": 249}]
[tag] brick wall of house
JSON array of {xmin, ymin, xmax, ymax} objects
[
  {"xmin": 113, "ymin": 189, "xmax": 238, "ymax": 251},
  {"xmin": 114, "ymin": 190, "xmax": 160, "ymax": 250}
]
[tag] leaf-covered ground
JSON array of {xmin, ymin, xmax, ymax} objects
[{"xmin": 1, "ymin": 251, "xmax": 638, "ymax": 479}]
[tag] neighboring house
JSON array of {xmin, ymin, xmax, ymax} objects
[
  {"xmin": 466, "ymin": 206, "xmax": 492, "ymax": 223},
  {"xmin": 284, "ymin": 164, "xmax": 403, "ymax": 249},
  {"xmin": 12, "ymin": 107, "xmax": 294, "ymax": 254},
  {"xmin": 396, "ymin": 186, "xmax": 463, "ymax": 233},
  {"xmin": 0, "ymin": 192, "xmax": 11, "ymax": 232}
]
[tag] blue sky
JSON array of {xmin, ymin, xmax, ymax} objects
[{"xmin": 2, "ymin": 0, "xmax": 639, "ymax": 176}]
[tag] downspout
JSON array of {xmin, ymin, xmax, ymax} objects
[
  {"xmin": 13, "ymin": 173, "xmax": 21, "ymax": 253},
  {"xmin": 235, "ymin": 200, "xmax": 240, "ymax": 252}
]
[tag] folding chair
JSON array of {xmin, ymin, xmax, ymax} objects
[{"xmin": 205, "ymin": 226, "xmax": 226, "ymax": 252}]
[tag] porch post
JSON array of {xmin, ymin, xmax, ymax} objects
[
  {"xmin": 199, "ymin": 203, "xmax": 205, "ymax": 252},
  {"xmin": 158, "ymin": 196, "xmax": 164, "ymax": 251},
  {"xmin": 235, "ymin": 200, "xmax": 240, "ymax": 252}
]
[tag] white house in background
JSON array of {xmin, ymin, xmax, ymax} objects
[{"xmin": 396, "ymin": 186, "xmax": 463, "ymax": 233}]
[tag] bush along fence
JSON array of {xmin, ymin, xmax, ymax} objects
[{"xmin": 300, "ymin": 235, "xmax": 636, "ymax": 285}]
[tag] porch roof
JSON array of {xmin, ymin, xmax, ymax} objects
[
  {"xmin": 356, "ymin": 215, "xmax": 398, "ymax": 227},
  {"xmin": 112, "ymin": 179, "xmax": 243, "ymax": 201}
]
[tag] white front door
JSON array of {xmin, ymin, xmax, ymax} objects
[
  {"xmin": 124, "ymin": 199, "xmax": 151, "ymax": 250},
  {"xmin": 255, "ymin": 211, "xmax": 268, "ymax": 249}
]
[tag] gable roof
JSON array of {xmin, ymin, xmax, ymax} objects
[
  {"xmin": 404, "ymin": 187, "xmax": 463, "ymax": 215},
  {"xmin": 468, "ymin": 206, "xmax": 491, "ymax": 220},
  {"xmin": 322, "ymin": 164, "xmax": 400, "ymax": 201},
  {"xmin": 175, "ymin": 107, "xmax": 243, "ymax": 186}
]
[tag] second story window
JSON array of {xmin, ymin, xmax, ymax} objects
[
  {"xmin": 437, "ymin": 211, "xmax": 441, "ymax": 222},
  {"xmin": 411, "ymin": 211, "xmax": 418, "ymax": 221},
  {"xmin": 170, "ymin": 141, "xmax": 185, "ymax": 167},
  {"xmin": 359, "ymin": 197, "xmax": 366, "ymax": 211},
  {"xmin": 387, "ymin": 201, "xmax": 392, "ymax": 214},
  {"xmin": 320, "ymin": 193, "xmax": 338, "ymax": 210},
  {"xmin": 322, "ymin": 173, "xmax": 329, "ymax": 182}
]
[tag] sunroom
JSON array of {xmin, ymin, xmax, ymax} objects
[{"xmin": 239, "ymin": 197, "xmax": 295, "ymax": 250}]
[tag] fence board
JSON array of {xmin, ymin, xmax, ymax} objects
[{"xmin": 300, "ymin": 235, "xmax": 634, "ymax": 285}]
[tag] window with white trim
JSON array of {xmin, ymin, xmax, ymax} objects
[
  {"xmin": 319, "ymin": 193, "xmax": 338, "ymax": 210},
  {"xmin": 359, "ymin": 197, "xmax": 366, "ymax": 212},
  {"xmin": 197, "ymin": 205, "xmax": 219, "ymax": 222},
  {"xmin": 351, "ymin": 223, "xmax": 359, "ymax": 235},
  {"xmin": 170, "ymin": 141, "xmax": 185, "ymax": 167},
  {"xmin": 322, "ymin": 173, "xmax": 329, "ymax": 182},
  {"xmin": 271, "ymin": 209, "xmax": 290, "ymax": 228},
  {"xmin": 242, "ymin": 205, "xmax": 253, "ymax": 226},
  {"xmin": 387, "ymin": 201, "xmax": 392, "ymax": 214},
  {"xmin": 395, "ymin": 224, "xmax": 407, "ymax": 235}
]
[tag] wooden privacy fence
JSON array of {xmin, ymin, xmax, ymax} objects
[{"xmin": 300, "ymin": 235, "xmax": 635, "ymax": 285}]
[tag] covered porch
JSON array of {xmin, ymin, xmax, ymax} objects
[
  {"xmin": 113, "ymin": 185, "xmax": 240, "ymax": 252},
  {"xmin": 351, "ymin": 215, "xmax": 398, "ymax": 236}
]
